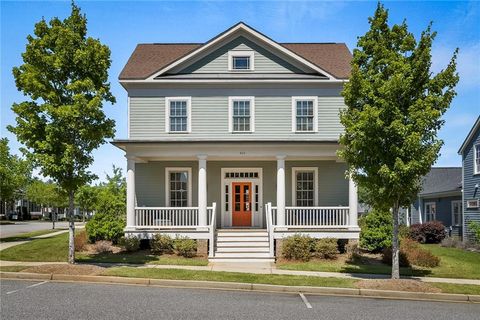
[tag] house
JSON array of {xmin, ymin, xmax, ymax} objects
[
  {"xmin": 408, "ymin": 167, "xmax": 463, "ymax": 237},
  {"xmin": 113, "ymin": 22, "xmax": 360, "ymax": 261},
  {"xmin": 458, "ymin": 116, "xmax": 480, "ymax": 242}
]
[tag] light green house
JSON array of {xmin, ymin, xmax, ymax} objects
[{"xmin": 114, "ymin": 22, "xmax": 359, "ymax": 262}]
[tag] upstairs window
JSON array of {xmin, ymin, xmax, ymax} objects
[
  {"xmin": 165, "ymin": 97, "xmax": 191, "ymax": 133},
  {"xmin": 475, "ymin": 144, "xmax": 480, "ymax": 174},
  {"xmin": 229, "ymin": 97, "xmax": 255, "ymax": 133},
  {"xmin": 228, "ymin": 51, "xmax": 254, "ymax": 71},
  {"xmin": 292, "ymin": 97, "xmax": 318, "ymax": 132}
]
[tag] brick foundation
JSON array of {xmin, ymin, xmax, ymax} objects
[{"xmin": 197, "ymin": 239, "xmax": 208, "ymax": 257}]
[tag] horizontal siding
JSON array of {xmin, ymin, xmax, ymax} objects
[
  {"xmin": 462, "ymin": 124, "xmax": 480, "ymax": 241},
  {"xmin": 129, "ymin": 91, "xmax": 345, "ymax": 140}
]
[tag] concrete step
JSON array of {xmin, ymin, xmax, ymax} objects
[
  {"xmin": 215, "ymin": 247, "xmax": 270, "ymax": 253},
  {"xmin": 217, "ymin": 231, "xmax": 268, "ymax": 237},
  {"xmin": 216, "ymin": 241, "xmax": 269, "ymax": 248},
  {"xmin": 216, "ymin": 229, "xmax": 267, "ymax": 232},
  {"xmin": 209, "ymin": 258, "xmax": 275, "ymax": 263},
  {"xmin": 216, "ymin": 236, "xmax": 269, "ymax": 242},
  {"xmin": 213, "ymin": 252, "xmax": 272, "ymax": 258}
]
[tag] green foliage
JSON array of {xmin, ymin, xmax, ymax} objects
[
  {"xmin": 0, "ymin": 138, "xmax": 32, "ymax": 204},
  {"xmin": 399, "ymin": 224, "xmax": 411, "ymax": 239},
  {"xmin": 150, "ymin": 234, "xmax": 174, "ymax": 255},
  {"xmin": 120, "ymin": 236, "xmax": 141, "ymax": 252},
  {"xmin": 282, "ymin": 235, "xmax": 314, "ymax": 261},
  {"xmin": 76, "ymin": 184, "xmax": 98, "ymax": 214},
  {"xmin": 26, "ymin": 180, "xmax": 66, "ymax": 208},
  {"xmin": 174, "ymin": 237, "xmax": 197, "ymax": 258},
  {"xmin": 94, "ymin": 166, "xmax": 126, "ymax": 216},
  {"xmin": 468, "ymin": 221, "xmax": 480, "ymax": 244},
  {"xmin": 85, "ymin": 212, "xmax": 125, "ymax": 244},
  {"xmin": 314, "ymin": 239, "xmax": 339, "ymax": 259},
  {"xmin": 359, "ymin": 209, "xmax": 393, "ymax": 252}
]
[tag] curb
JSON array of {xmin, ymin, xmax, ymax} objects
[{"xmin": 1, "ymin": 271, "xmax": 478, "ymax": 303}]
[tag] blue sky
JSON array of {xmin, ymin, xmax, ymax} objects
[{"xmin": 1, "ymin": 1, "xmax": 479, "ymax": 181}]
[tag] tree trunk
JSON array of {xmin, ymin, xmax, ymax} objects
[
  {"xmin": 68, "ymin": 191, "xmax": 75, "ymax": 264},
  {"xmin": 391, "ymin": 203, "xmax": 400, "ymax": 279}
]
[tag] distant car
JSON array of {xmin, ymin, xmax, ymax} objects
[{"xmin": 30, "ymin": 211, "xmax": 43, "ymax": 220}]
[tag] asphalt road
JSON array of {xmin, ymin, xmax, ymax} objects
[
  {"xmin": 1, "ymin": 280, "xmax": 479, "ymax": 320},
  {"xmin": 0, "ymin": 221, "xmax": 84, "ymax": 238}
]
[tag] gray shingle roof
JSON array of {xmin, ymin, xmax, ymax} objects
[{"xmin": 419, "ymin": 167, "xmax": 462, "ymax": 196}]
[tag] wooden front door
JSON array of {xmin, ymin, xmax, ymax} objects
[{"xmin": 232, "ymin": 182, "xmax": 252, "ymax": 227}]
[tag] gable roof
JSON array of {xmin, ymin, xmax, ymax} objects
[
  {"xmin": 119, "ymin": 23, "xmax": 352, "ymax": 80},
  {"xmin": 458, "ymin": 116, "xmax": 480, "ymax": 155},
  {"xmin": 419, "ymin": 167, "xmax": 462, "ymax": 196}
]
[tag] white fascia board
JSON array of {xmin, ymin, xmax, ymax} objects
[{"xmin": 145, "ymin": 23, "xmax": 338, "ymax": 80}]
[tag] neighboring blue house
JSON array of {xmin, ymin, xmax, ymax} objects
[
  {"xmin": 458, "ymin": 116, "xmax": 480, "ymax": 242},
  {"xmin": 409, "ymin": 167, "xmax": 463, "ymax": 237}
]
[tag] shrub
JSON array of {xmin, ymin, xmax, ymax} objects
[
  {"xmin": 359, "ymin": 209, "xmax": 392, "ymax": 252},
  {"xmin": 74, "ymin": 230, "xmax": 87, "ymax": 252},
  {"xmin": 382, "ymin": 238, "xmax": 440, "ymax": 268},
  {"xmin": 469, "ymin": 221, "xmax": 480, "ymax": 244},
  {"xmin": 174, "ymin": 237, "xmax": 197, "ymax": 258},
  {"xmin": 398, "ymin": 224, "xmax": 410, "ymax": 239},
  {"xmin": 85, "ymin": 212, "xmax": 125, "ymax": 244},
  {"xmin": 409, "ymin": 221, "xmax": 446, "ymax": 244},
  {"xmin": 382, "ymin": 247, "xmax": 410, "ymax": 267},
  {"xmin": 314, "ymin": 238, "xmax": 338, "ymax": 259},
  {"xmin": 93, "ymin": 240, "xmax": 113, "ymax": 253},
  {"xmin": 120, "ymin": 236, "xmax": 141, "ymax": 252},
  {"xmin": 281, "ymin": 234, "xmax": 314, "ymax": 261},
  {"xmin": 150, "ymin": 234, "xmax": 174, "ymax": 254}
]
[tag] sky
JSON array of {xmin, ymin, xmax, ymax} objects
[{"xmin": 1, "ymin": 0, "xmax": 479, "ymax": 182}]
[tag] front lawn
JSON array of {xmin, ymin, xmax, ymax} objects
[
  {"xmin": 278, "ymin": 244, "xmax": 480, "ymax": 279},
  {"xmin": 77, "ymin": 250, "xmax": 208, "ymax": 266},
  {"xmin": 0, "ymin": 229, "xmax": 62, "ymax": 242}
]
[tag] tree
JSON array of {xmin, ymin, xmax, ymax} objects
[
  {"xmin": 0, "ymin": 138, "xmax": 32, "ymax": 216},
  {"xmin": 339, "ymin": 3, "xmax": 458, "ymax": 279},
  {"xmin": 76, "ymin": 184, "xmax": 98, "ymax": 222},
  {"xmin": 94, "ymin": 166, "xmax": 126, "ymax": 216},
  {"xmin": 26, "ymin": 180, "xmax": 66, "ymax": 228},
  {"xmin": 8, "ymin": 3, "xmax": 115, "ymax": 263}
]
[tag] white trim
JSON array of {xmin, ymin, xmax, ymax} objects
[
  {"xmin": 165, "ymin": 97, "xmax": 192, "ymax": 133},
  {"xmin": 291, "ymin": 96, "xmax": 318, "ymax": 133},
  {"xmin": 228, "ymin": 96, "xmax": 255, "ymax": 133},
  {"xmin": 220, "ymin": 168, "xmax": 263, "ymax": 228},
  {"xmin": 451, "ymin": 200, "xmax": 462, "ymax": 226},
  {"xmin": 145, "ymin": 23, "xmax": 336, "ymax": 80},
  {"xmin": 228, "ymin": 50, "xmax": 255, "ymax": 71},
  {"xmin": 291, "ymin": 167, "xmax": 319, "ymax": 207},
  {"xmin": 474, "ymin": 143, "xmax": 480, "ymax": 175},
  {"xmin": 120, "ymin": 79, "xmax": 347, "ymax": 84},
  {"xmin": 424, "ymin": 202, "xmax": 436, "ymax": 222},
  {"xmin": 165, "ymin": 167, "xmax": 193, "ymax": 207}
]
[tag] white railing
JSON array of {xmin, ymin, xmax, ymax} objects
[
  {"xmin": 209, "ymin": 202, "xmax": 217, "ymax": 258},
  {"xmin": 271, "ymin": 206, "xmax": 350, "ymax": 228},
  {"xmin": 135, "ymin": 206, "xmax": 215, "ymax": 228},
  {"xmin": 265, "ymin": 202, "xmax": 274, "ymax": 257}
]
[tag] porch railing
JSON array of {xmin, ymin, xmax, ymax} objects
[
  {"xmin": 271, "ymin": 206, "xmax": 350, "ymax": 228},
  {"xmin": 209, "ymin": 203, "xmax": 217, "ymax": 258},
  {"xmin": 135, "ymin": 206, "xmax": 215, "ymax": 228},
  {"xmin": 265, "ymin": 203, "xmax": 274, "ymax": 257}
]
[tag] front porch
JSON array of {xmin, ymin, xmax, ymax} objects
[{"xmin": 116, "ymin": 141, "xmax": 360, "ymax": 260}]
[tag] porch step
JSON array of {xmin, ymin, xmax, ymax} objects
[
  {"xmin": 209, "ymin": 258, "xmax": 276, "ymax": 263},
  {"xmin": 213, "ymin": 252, "xmax": 272, "ymax": 258},
  {"xmin": 217, "ymin": 231, "xmax": 268, "ymax": 237},
  {"xmin": 215, "ymin": 246, "xmax": 270, "ymax": 253},
  {"xmin": 217, "ymin": 236, "xmax": 269, "ymax": 242},
  {"xmin": 216, "ymin": 241, "xmax": 269, "ymax": 247},
  {"xmin": 212, "ymin": 229, "xmax": 273, "ymax": 261}
]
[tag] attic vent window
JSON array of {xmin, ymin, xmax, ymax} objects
[{"xmin": 228, "ymin": 51, "xmax": 254, "ymax": 71}]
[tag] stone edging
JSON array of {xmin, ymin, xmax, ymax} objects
[{"xmin": 1, "ymin": 271, "xmax": 479, "ymax": 303}]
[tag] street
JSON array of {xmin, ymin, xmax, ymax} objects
[
  {"xmin": 1, "ymin": 280, "xmax": 479, "ymax": 320},
  {"xmin": 0, "ymin": 221, "xmax": 84, "ymax": 238}
]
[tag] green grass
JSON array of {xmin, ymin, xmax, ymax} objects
[
  {"xmin": 0, "ymin": 229, "xmax": 62, "ymax": 243},
  {"xmin": 0, "ymin": 266, "xmax": 29, "ymax": 272},
  {"xmin": 77, "ymin": 250, "xmax": 208, "ymax": 266},
  {"xmin": 430, "ymin": 283, "xmax": 480, "ymax": 295},
  {"xmin": 0, "ymin": 233, "xmax": 69, "ymax": 261},
  {"xmin": 0, "ymin": 221, "xmax": 15, "ymax": 225},
  {"xmin": 103, "ymin": 267, "xmax": 358, "ymax": 288}
]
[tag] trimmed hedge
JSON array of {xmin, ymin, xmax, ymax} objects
[
  {"xmin": 85, "ymin": 212, "xmax": 125, "ymax": 244},
  {"xmin": 383, "ymin": 238, "xmax": 440, "ymax": 268},
  {"xmin": 359, "ymin": 209, "xmax": 392, "ymax": 252},
  {"xmin": 409, "ymin": 221, "xmax": 446, "ymax": 244}
]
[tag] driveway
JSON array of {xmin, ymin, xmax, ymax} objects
[
  {"xmin": 0, "ymin": 221, "xmax": 84, "ymax": 238},
  {"xmin": 1, "ymin": 280, "xmax": 479, "ymax": 320}
]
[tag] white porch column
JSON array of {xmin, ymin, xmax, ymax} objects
[
  {"xmin": 276, "ymin": 155, "xmax": 286, "ymax": 227},
  {"xmin": 349, "ymin": 176, "xmax": 358, "ymax": 227},
  {"xmin": 126, "ymin": 156, "xmax": 136, "ymax": 229},
  {"xmin": 198, "ymin": 155, "xmax": 207, "ymax": 227}
]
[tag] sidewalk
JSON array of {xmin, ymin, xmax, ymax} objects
[{"xmin": 1, "ymin": 259, "xmax": 479, "ymax": 286}]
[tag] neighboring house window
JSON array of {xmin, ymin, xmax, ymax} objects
[
  {"xmin": 165, "ymin": 168, "xmax": 192, "ymax": 207},
  {"xmin": 165, "ymin": 97, "xmax": 191, "ymax": 133},
  {"xmin": 425, "ymin": 202, "xmax": 436, "ymax": 221},
  {"xmin": 451, "ymin": 200, "xmax": 462, "ymax": 226},
  {"xmin": 292, "ymin": 97, "xmax": 318, "ymax": 132},
  {"xmin": 475, "ymin": 143, "xmax": 480, "ymax": 174},
  {"xmin": 292, "ymin": 167, "xmax": 318, "ymax": 207},
  {"xmin": 228, "ymin": 97, "xmax": 255, "ymax": 132},
  {"xmin": 228, "ymin": 51, "xmax": 254, "ymax": 71}
]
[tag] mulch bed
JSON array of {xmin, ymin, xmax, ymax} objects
[
  {"xmin": 23, "ymin": 264, "xmax": 105, "ymax": 276},
  {"xmin": 355, "ymin": 279, "xmax": 441, "ymax": 293}
]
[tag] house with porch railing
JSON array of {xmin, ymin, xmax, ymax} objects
[{"xmin": 114, "ymin": 22, "xmax": 360, "ymax": 262}]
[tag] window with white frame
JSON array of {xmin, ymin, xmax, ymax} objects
[
  {"xmin": 229, "ymin": 97, "xmax": 254, "ymax": 132},
  {"xmin": 292, "ymin": 97, "xmax": 318, "ymax": 132},
  {"xmin": 165, "ymin": 97, "xmax": 191, "ymax": 133},
  {"xmin": 292, "ymin": 168, "xmax": 318, "ymax": 207},
  {"xmin": 451, "ymin": 200, "xmax": 462, "ymax": 226},
  {"xmin": 165, "ymin": 168, "xmax": 192, "ymax": 207},
  {"xmin": 475, "ymin": 143, "xmax": 480, "ymax": 174},
  {"xmin": 425, "ymin": 202, "xmax": 436, "ymax": 222},
  {"xmin": 228, "ymin": 51, "xmax": 254, "ymax": 71}
]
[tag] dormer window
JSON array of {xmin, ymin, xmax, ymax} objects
[{"xmin": 228, "ymin": 51, "xmax": 254, "ymax": 71}]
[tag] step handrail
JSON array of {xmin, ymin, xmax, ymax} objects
[
  {"xmin": 266, "ymin": 202, "xmax": 274, "ymax": 258},
  {"xmin": 208, "ymin": 202, "xmax": 217, "ymax": 258}
]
